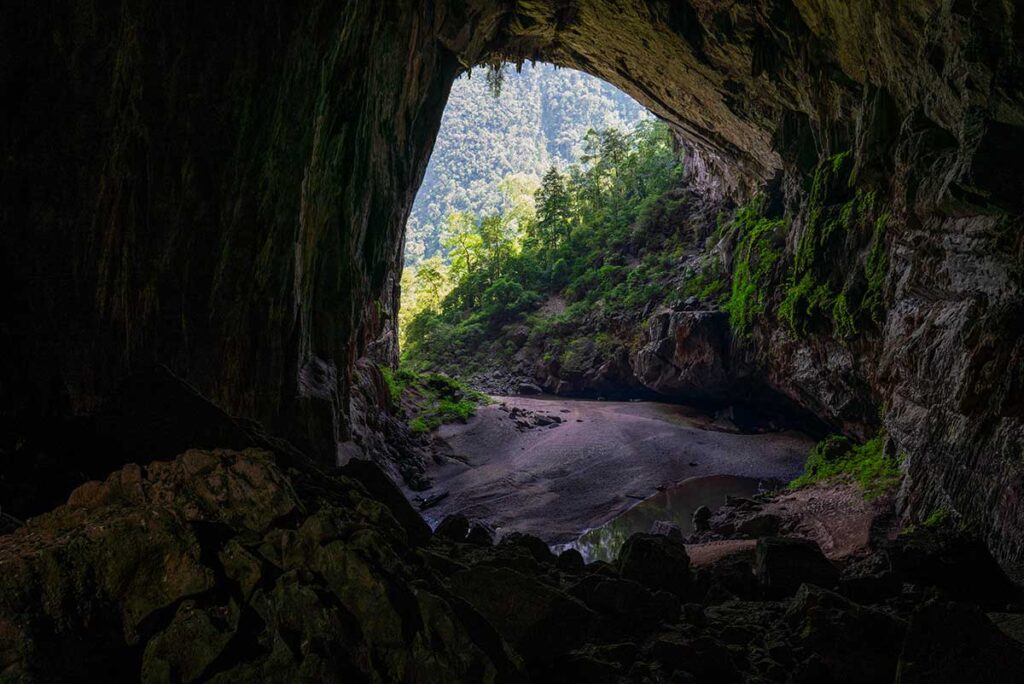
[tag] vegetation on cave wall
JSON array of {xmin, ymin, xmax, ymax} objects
[
  {"xmin": 380, "ymin": 367, "xmax": 488, "ymax": 433},
  {"xmin": 777, "ymin": 151, "xmax": 891, "ymax": 339},
  {"xmin": 721, "ymin": 199, "xmax": 786, "ymax": 337}
]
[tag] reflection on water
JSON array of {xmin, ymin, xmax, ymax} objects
[{"xmin": 564, "ymin": 476, "xmax": 765, "ymax": 563}]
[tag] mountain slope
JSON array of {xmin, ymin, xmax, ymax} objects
[{"xmin": 405, "ymin": 63, "xmax": 648, "ymax": 266}]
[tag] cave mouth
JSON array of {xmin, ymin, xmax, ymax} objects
[
  {"xmin": 398, "ymin": 60, "xmax": 654, "ymax": 372},
  {"xmin": 387, "ymin": 62, "xmax": 829, "ymax": 554},
  {"xmin": 394, "ymin": 58, "xmax": 828, "ymax": 424}
]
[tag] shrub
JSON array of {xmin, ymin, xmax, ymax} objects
[
  {"xmin": 790, "ymin": 432, "xmax": 902, "ymax": 500},
  {"xmin": 380, "ymin": 367, "xmax": 402, "ymax": 406},
  {"xmin": 683, "ymin": 266, "xmax": 729, "ymax": 303},
  {"xmin": 384, "ymin": 367, "xmax": 488, "ymax": 433}
]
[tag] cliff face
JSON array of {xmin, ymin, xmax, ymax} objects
[{"xmin": 2, "ymin": 0, "xmax": 1022, "ymax": 568}]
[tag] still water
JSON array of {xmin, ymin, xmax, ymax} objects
[{"xmin": 561, "ymin": 475, "xmax": 766, "ymax": 563}]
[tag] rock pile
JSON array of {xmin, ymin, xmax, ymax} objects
[{"xmin": 2, "ymin": 443, "xmax": 1022, "ymax": 682}]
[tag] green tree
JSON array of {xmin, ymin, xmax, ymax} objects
[
  {"xmin": 443, "ymin": 212, "xmax": 484, "ymax": 283},
  {"xmin": 534, "ymin": 167, "xmax": 574, "ymax": 247}
]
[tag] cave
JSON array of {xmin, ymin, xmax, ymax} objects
[{"xmin": 1, "ymin": 1, "xmax": 1023, "ymax": 681}]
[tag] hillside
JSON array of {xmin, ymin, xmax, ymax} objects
[{"xmin": 405, "ymin": 62, "xmax": 648, "ymax": 266}]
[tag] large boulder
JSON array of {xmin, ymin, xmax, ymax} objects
[
  {"xmin": 569, "ymin": 574, "xmax": 681, "ymax": 635},
  {"xmin": 896, "ymin": 598, "xmax": 1024, "ymax": 683},
  {"xmin": 736, "ymin": 513, "xmax": 782, "ymax": 538},
  {"xmin": 885, "ymin": 530, "xmax": 1022, "ymax": 608},
  {"xmin": 447, "ymin": 565, "xmax": 593, "ymax": 669},
  {"xmin": 0, "ymin": 449, "xmax": 524, "ymax": 682},
  {"xmin": 755, "ymin": 537, "xmax": 839, "ymax": 598},
  {"xmin": 784, "ymin": 584, "xmax": 906, "ymax": 682},
  {"xmin": 633, "ymin": 310, "xmax": 733, "ymax": 401},
  {"xmin": 618, "ymin": 533, "xmax": 691, "ymax": 596}
]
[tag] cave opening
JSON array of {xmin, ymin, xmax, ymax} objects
[
  {"xmin": 398, "ymin": 61, "xmax": 656, "ymax": 381},
  {"xmin": 388, "ymin": 61, "xmax": 824, "ymax": 557}
]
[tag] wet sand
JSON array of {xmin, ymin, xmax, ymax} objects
[{"xmin": 412, "ymin": 395, "xmax": 814, "ymax": 544}]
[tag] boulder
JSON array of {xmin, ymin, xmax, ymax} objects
[
  {"xmin": 885, "ymin": 530, "xmax": 1022, "ymax": 607},
  {"xmin": 897, "ymin": 598, "xmax": 1024, "ymax": 683},
  {"xmin": 0, "ymin": 450, "xmax": 521, "ymax": 681},
  {"xmin": 650, "ymin": 520, "xmax": 684, "ymax": 541},
  {"xmin": 557, "ymin": 548, "xmax": 586, "ymax": 573},
  {"xmin": 499, "ymin": 532, "xmax": 556, "ymax": 564},
  {"xmin": 755, "ymin": 537, "xmax": 838, "ymax": 598},
  {"xmin": 633, "ymin": 310, "xmax": 732, "ymax": 401},
  {"xmin": 784, "ymin": 584, "xmax": 906, "ymax": 682},
  {"xmin": 435, "ymin": 513, "xmax": 470, "ymax": 542},
  {"xmin": 692, "ymin": 505, "xmax": 712, "ymax": 533},
  {"xmin": 704, "ymin": 556, "xmax": 758, "ymax": 601},
  {"xmin": 338, "ymin": 456, "xmax": 432, "ymax": 546},
  {"xmin": 736, "ymin": 513, "xmax": 781, "ymax": 538},
  {"xmin": 568, "ymin": 574, "xmax": 680, "ymax": 634},
  {"xmin": 838, "ymin": 551, "xmax": 902, "ymax": 603},
  {"xmin": 517, "ymin": 383, "xmax": 543, "ymax": 395},
  {"xmin": 448, "ymin": 565, "xmax": 593, "ymax": 665},
  {"xmin": 617, "ymin": 533, "xmax": 690, "ymax": 596},
  {"xmin": 466, "ymin": 521, "xmax": 496, "ymax": 546}
]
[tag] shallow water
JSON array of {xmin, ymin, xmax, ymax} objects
[
  {"xmin": 562, "ymin": 475, "xmax": 766, "ymax": 563},
  {"xmin": 417, "ymin": 395, "xmax": 811, "ymax": 547}
]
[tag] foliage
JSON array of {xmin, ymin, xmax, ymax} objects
[
  {"xmin": 682, "ymin": 265, "xmax": 729, "ymax": 303},
  {"xmin": 778, "ymin": 271, "xmax": 833, "ymax": 333},
  {"xmin": 384, "ymin": 367, "xmax": 488, "ymax": 433},
  {"xmin": 402, "ymin": 120, "xmax": 683, "ymax": 372},
  {"xmin": 722, "ymin": 199, "xmax": 786, "ymax": 336},
  {"xmin": 790, "ymin": 432, "xmax": 903, "ymax": 500},
  {"xmin": 861, "ymin": 213, "xmax": 889, "ymax": 323},
  {"xmin": 406, "ymin": 63, "xmax": 649, "ymax": 266},
  {"xmin": 922, "ymin": 507, "xmax": 951, "ymax": 529},
  {"xmin": 781, "ymin": 150, "xmax": 890, "ymax": 338},
  {"xmin": 379, "ymin": 366, "xmax": 402, "ymax": 406},
  {"xmin": 831, "ymin": 294, "xmax": 857, "ymax": 338}
]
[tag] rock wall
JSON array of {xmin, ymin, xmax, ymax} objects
[
  {"xmin": 1, "ymin": 1, "xmax": 460, "ymax": 460},
  {"xmin": 2, "ymin": 2, "xmax": 1022, "ymax": 564}
]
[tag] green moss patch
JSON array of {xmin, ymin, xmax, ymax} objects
[
  {"xmin": 780, "ymin": 150, "xmax": 891, "ymax": 338},
  {"xmin": 789, "ymin": 432, "xmax": 903, "ymax": 500},
  {"xmin": 722, "ymin": 199, "xmax": 786, "ymax": 337},
  {"xmin": 383, "ymin": 367, "xmax": 488, "ymax": 433}
]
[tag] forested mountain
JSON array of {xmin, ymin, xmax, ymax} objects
[
  {"xmin": 405, "ymin": 63, "xmax": 648, "ymax": 266},
  {"xmin": 401, "ymin": 121, "xmax": 689, "ymax": 371}
]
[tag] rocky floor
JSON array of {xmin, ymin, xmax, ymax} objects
[{"xmin": 2, "ymin": 436, "xmax": 1023, "ymax": 682}]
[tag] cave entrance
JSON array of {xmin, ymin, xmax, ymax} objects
[
  {"xmin": 398, "ymin": 61, "xmax": 679, "ymax": 394},
  {"xmin": 390, "ymin": 62, "xmax": 818, "ymax": 554}
]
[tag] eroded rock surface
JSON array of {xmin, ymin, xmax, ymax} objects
[
  {"xmin": 2, "ymin": 0, "xmax": 1022, "ymax": 565},
  {"xmin": 3, "ymin": 449, "xmax": 1022, "ymax": 682},
  {"xmin": 0, "ymin": 449, "xmax": 511, "ymax": 682}
]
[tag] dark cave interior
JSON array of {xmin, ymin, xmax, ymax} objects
[{"xmin": 1, "ymin": 1, "xmax": 1023, "ymax": 681}]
